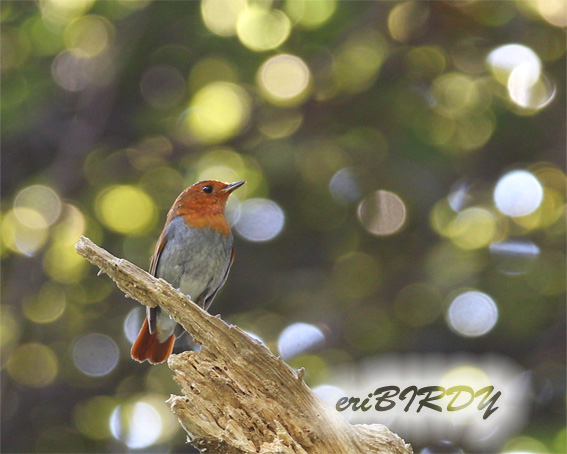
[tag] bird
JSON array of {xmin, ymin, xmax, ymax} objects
[{"xmin": 131, "ymin": 179, "xmax": 245, "ymax": 364}]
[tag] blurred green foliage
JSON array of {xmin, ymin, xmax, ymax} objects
[{"xmin": 1, "ymin": 0, "xmax": 565, "ymax": 453}]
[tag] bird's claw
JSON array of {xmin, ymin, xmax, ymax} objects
[{"xmin": 176, "ymin": 287, "xmax": 192, "ymax": 301}]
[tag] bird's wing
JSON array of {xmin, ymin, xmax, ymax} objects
[
  {"xmin": 147, "ymin": 228, "xmax": 169, "ymax": 334},
  {"xmin": 149, "ymin": 227, "xmax": 168, "ymax": 276},
  {"xmin": 204, "ymin": 247, "xmax": 235, "ymax": 311}
]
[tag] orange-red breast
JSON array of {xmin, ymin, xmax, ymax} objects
[{"xmin": 131, "ymin": 180, "xmax": 245, "ymax": 364}]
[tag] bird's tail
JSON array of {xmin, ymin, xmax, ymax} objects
[{"xmin": 131, "ymin": 317, "xmax": 175, "ymax": 364}]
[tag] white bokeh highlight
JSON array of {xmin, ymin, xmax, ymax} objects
[
  {"xmin": 313, "ymin": 384, "xmax": 353, "ymax": 421},
  {"xmin": 358, "ymin": 190, "xmax": 407, "ymax": 236},
  {"xmin": 124, "ymin": 307, "xmax": 143, "ymax": 344},
  {"xmin": 486, "ymin": 44, "xmax": 554, "ymax": 110},
  {"xmin": 235, "ymin": 198, "xmax": 285, "ymax": 242},
  {"xmin": 277, "ymin": 323, "xmax": 325, "ymax": 360},
  {"xmin": 490, "ymin": 239, "xmax": 540, "ymax": 275},
  {"xmin": 14, "ymin": 185, "xmax": 62, "ymax": 228},
  {"xmin": 110, "ymin": 402, "xmax": 162, "ymax": 449},
  {"xmin": 329, "ymin": 168, "xmax": 362, "ymax": 204},
  {"xmin": 73, "ymin": 333, "xmax": 119, "ymax": 377},
  {"xmin": 487, "ymin": 44, "xmax": 541, "ymax": 86},
  {"xmin": 446, "ymin": 291, "xmax": 498, "ymax": 337},
  {"xmin": 494, "ymin": 170, "xmax": 544, "ymax": 217},
  {"xmin": 508, "ymin": 65, "xmax": 556, "ymax": 110},
  {"xmin": 52, "ymin": 50, "xmax": 96, "ymax": 91}
]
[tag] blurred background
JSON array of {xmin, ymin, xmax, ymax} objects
[{"xmin": 1, "ymin": 0, "xmax": 565, "ymax": 453}]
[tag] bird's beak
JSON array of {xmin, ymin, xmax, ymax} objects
[{"xmin": 222, "ymin": 180, "xmax": 246, "ymax": 193}]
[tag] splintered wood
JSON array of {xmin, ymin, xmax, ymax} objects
[{"xmin": 75, "ymin": 236, "xmax": 413, "ymax": 454}]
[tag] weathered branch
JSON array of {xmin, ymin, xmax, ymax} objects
[{"xmin": 75, "ymin": 236, "xmax": 413, "ymax": 454}]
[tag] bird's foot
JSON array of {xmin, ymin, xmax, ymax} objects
[{"xmin": 176, "ymin": 288, "xmax": 192, "ymax": 301}]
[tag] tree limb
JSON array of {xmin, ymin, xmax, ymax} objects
[{"xmin": 75, "ymin": 236, "xmax": 413, "ymax": 454}]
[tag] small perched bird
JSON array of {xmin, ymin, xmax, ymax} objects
[{"xmin": 131, "ymin": 179, "xmax": 245, "ymax": 364}]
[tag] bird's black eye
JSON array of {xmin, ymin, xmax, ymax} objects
[{"xmin": 202, "ymin": 185, "xmax": 213, "ymax": 194}]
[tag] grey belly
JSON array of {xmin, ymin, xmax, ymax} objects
[{"xmin": 156, "ymin": 216, "xmax": 233, "ymax": 303}]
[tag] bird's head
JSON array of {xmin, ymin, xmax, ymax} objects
[{"xmin": 173, "ymin": 180, "xmax": 245, "ymax": 218}]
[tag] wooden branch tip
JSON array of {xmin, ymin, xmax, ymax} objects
[{"xmin": 75, "ymin": 236, "xmax": 413, "ymax": 454}]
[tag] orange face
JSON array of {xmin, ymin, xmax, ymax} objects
[{"xmin": 173, "ymin": 180, "xmax": 245, "ymax": 217}]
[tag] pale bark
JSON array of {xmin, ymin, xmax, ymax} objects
[{"xmin": 75, "ymin": 236, "xmax": 413, "ymax": 454}]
